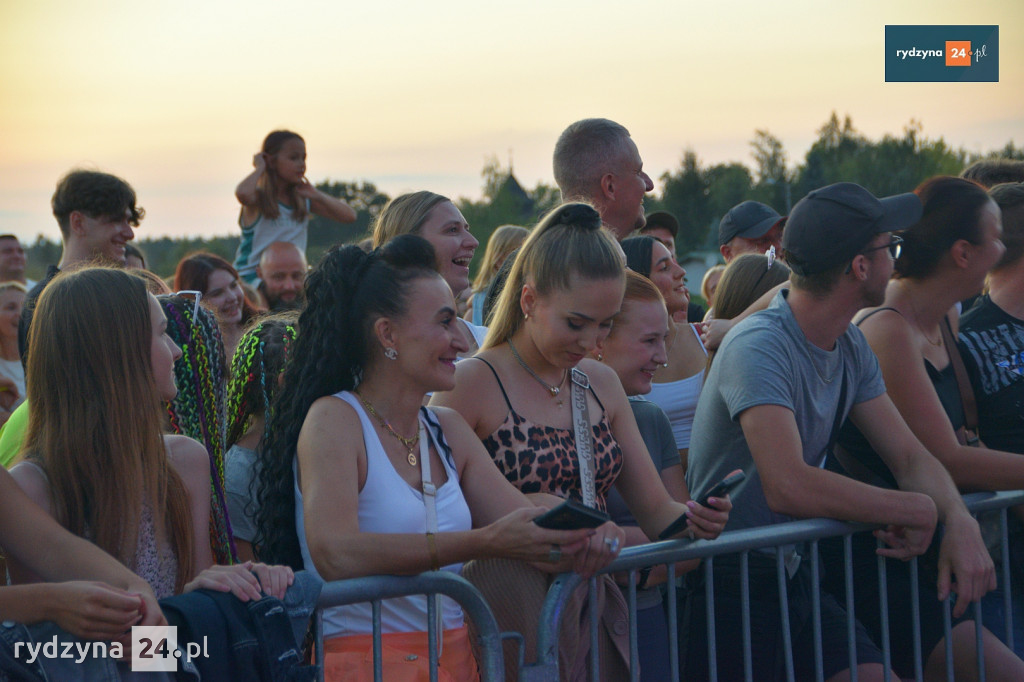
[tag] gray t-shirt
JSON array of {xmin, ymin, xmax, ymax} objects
[
  {"xmin": 686, "ymin": 290, "xmax": 886, "ymax": 533},
  {"xmin": 606, "ymin": 396, "xmax": 680, "ymax": 609},
  {"xmin": 225, "ymin": 444, "xmax": 260, "ymax": 543}
]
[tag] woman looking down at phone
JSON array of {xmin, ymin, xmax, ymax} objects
[
  {"xmin": 253, "ymin": 235, "xmax": 597, "ymax": 682},
  {"xmin": 592, "ymin": 270, "xmax": 732, "ymax": 679},
  {"xmin": 431, "ymin": 203, "xmax": 726, "ymax": 679}
]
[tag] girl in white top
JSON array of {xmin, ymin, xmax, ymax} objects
[
  {"xmin": 234, "ymin": 130, "xmax": 357, "ymax": 283},
  {"xmin": 254, "ymin": 235, "xmax": 602, "ymax": 682},
  {"xmin": 622, "ymin": 236, "xmax": 708, "ymax": 470}
]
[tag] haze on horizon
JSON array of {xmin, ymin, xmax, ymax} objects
[{"xmin": 1, "ymin": 0, "xmax": 1021, "ymax": 242}]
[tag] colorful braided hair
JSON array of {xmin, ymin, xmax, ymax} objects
[
  {"xmin": 226, "ymin": 314, "xmax": 298, "ymax": 450},
  {"xmin": 158, "ymin": 294, "xmax": 237, "ymax": 564}
]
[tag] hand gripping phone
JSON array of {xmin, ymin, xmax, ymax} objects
[
  {"xmin": 533, "ymin": 499, "xmax": 610, "ymax": 530},
  {"xmin": 657, "ymin": 469, "xmax": 745, "ymax": 541}
]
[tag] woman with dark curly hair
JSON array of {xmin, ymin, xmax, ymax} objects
[
  {"xmin": 174, "ymin": 252, "xmax": 262, "ymax": 358},
  {"xmin": 254, "ymin": 235, "xmax": 597, "ymax": 681}
]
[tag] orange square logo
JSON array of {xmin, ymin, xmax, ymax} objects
[{"xmin": 946, "ymin": 41, "xmax": 971, "ymax": 66}]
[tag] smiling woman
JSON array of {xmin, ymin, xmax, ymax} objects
[
  {"xmin": 254, "ymin": 235, "xmax": 599, "ymax": 681},
  {"xmin": 431, "ymin": 203, "xmax": 729, "ymax": 679},
  {"xmin": 174, "ymin": 252, "xmax": 262, "ymax": 359},
  {"xmin": 372, "ymin": 191, "xmax": 485, "ymax": 356}
]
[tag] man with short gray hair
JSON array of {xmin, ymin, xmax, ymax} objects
[{"xmin": 553, "ymin": 118, "xmax": 653, "ymax": 241}]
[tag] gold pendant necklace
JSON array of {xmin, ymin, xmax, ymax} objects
[
  {"xmin": 355, "ymin": 392, "xmax": 420, "ymax": 466},
  {"xmin": 508, "ymin": 338, "xmax": 566, "ymax": 405}
]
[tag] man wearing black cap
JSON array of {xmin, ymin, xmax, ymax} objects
[
  {"xmin": 683, "ymin": 183, "xmax": 993, "ymax": 681},
  {"xmin": 718, "ymin": 200, "xmax": 785, "ymax": 263}
]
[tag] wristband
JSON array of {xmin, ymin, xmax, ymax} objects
[{"xmin": 426, "ymin": 532, "xmax": 440, "ymax": 571}]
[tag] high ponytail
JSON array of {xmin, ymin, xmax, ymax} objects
[{"xmin": 483, "ymin": 202, "xmax": 624, "ymax": 349}]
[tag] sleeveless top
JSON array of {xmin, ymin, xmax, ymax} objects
[
  {"xmin": 476, "ymin": 358, "xmax": 623, "ymax": 511},
  {"xmin": 647, "ymin": 324, "xmax": 707, "ymax": 450},
  {"xmin": 832, "ymin": 307, "xmax": 965, "ymax": 488},
  {"xmin": 18, "ymin": 461, "xmax": 179, "ymax": 599},
  {"xmin": 234, "ymin": 199, "xmax": 311, "ymax": 283},
  {"xmin": 295, "ymin": 391, "xmax": 471, "ymax": 638}
]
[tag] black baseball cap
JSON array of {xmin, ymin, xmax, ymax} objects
[
  {"xmin": 642, "ymin": 211, "xmax": 679, "ymax": 237},
  {"xmin": 782, "ymin": 182, "xmax": 922, "ymax": 276},
  {"xmin": 718, "ymin": 201, "xmax": 785, "ymax": 246}
]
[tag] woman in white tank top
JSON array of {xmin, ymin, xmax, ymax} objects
[
  {"xmin": 622, "ymin": 236, "xmax": 708, "ymax": 471},
  {"xmin": 255, "ymin": 235, "xmax": 607, "ymax": 682}
]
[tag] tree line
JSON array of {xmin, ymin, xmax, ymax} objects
[{"xmin": 22, "ymin": 112, "xmax": 1022, "ymax": 281}]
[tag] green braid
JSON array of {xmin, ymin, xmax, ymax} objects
[{"xmin": 226, "ymin": 315, "xmax": 299, "ymax": 449}]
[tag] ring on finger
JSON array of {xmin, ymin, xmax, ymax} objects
[
  {"xmin": 548, "ymin": 544, "xmax": 562, "ymax": 563},
  {"xmin": 603, "ymin": 537, "xmax": 620, "ymax": 553},
  {"xmin": 687, "ymin": 529, "xmax": 695, "ymax": 540}
]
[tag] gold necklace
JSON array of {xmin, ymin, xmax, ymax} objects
[
  {"xmin": 355, "ymin": 392, "xmax": 420, "ymax": 466},
  {"xmin": 508, "ymin": 338, "xmax": 567, "ymax": 405},
  {"xmin": 907, "ymin": 294, "xmax": 943, "ymax": 347}
]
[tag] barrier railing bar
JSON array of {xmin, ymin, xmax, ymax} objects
[
  {"xmin": 974, "ymin": 599, "xmax": 986, "ymax": 682},
  {"xmin": 627, "ymin": 570, "xmax": 639, "ymax": 682},
  {"xmin": 705, "ymin": 556, "xmax": 717, "ymax": 682},
  {"xmin": 588, "ymin": 576, "xmax": 599, "ymax": 682},
  {"xmin": 667, "ymin": 562, "xmax": 680, "ymax": 682},
  {"xmin": 1001, "ymin": 508, "xmax": 1014, "ymax": 652},
  {"xmin": 776, "ymin": 548, "xmax": 795, "ymax": 682},
  {"xmin": 844, "ymin": 534, "xmax": 858, "ymax": 682},
  {"xmin": 943, "ymin": 596, "xmax": 954, "ymax": 682},
  {"xmin": 427, "ymin": 596, "xmax": 438, "ymax": 682},
  {"xmin": 741, "ymin": 551, "xmax": 752, "ymax": 682},
  {"xmin": 372, "ymin": 600, "xmax": 383, "ymax": 682},
  {"xmin": 810, "ymin": 542, "xmax": 823, "ymax": 682},
  {"xmin": 314, "ymin": 572, "xmax": 507, "ymax": 682},
  {"xmin": 910, "ymin": 556, "xmax": 923, "ymax": 681},
  {"xmin": 877, "ymin": 538, "xmax": 891, "ymax": 682}
]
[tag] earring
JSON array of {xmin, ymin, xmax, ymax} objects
[
  {"xmin": 384, "ymin": 347, "xmax": 398, "ymax": 360},
  {"xmin": 596, "ymin": 353, "xmax": 603, "ymax": 362},
  {"xmin": 524, "ymin": 312, "xmax": 530, "ymax": 321}
]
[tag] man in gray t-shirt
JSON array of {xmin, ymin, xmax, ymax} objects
[{"xmin": 682, "ymin": 183, "xmax": 995, "ymax": 682}]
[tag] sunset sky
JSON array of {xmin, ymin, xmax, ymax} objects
[{"xmin": 1, "ymin": 0, "xmax": 1020, "ymax": 243}]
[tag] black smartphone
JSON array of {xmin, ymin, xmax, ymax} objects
[
  {"xmin": 657, "ymin": 469, "xmax": 745, "ymax": 541},
  {"xmin": 533, "ymin": 499, "xmax": 610, "ymax": 530}
]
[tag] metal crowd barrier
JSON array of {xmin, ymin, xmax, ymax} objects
[
  {"xmin": 313, "ymin": 571, "xmax": 510, "ymax": 682},
  {"xmin": 524, "ymin": 490, "xmax": 1024, "ymax": 682}
]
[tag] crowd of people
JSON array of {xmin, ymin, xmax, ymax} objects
[{"xmin": 0, "ymin": 121, "xmax": 1023, "ymax": 682}]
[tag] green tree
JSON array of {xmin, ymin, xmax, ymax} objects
[
  {"xmin": 659, "ymin": 150, "xmax": 713, "ymax": 254},
  {"xmin": 306, "ymin": 180, "xmax": 391, "ymax": 264}
]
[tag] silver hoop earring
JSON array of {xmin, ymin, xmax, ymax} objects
[{"xmin": 384, "ymin": 347, "xmax": 398, "ymax": 360}]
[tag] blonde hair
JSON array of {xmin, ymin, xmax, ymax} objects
[
  {"xmin": 483, "ymin": 203, "xmax": 624, "ymax": 349},
  {"xmin": 700, "ymin": 264, "xmax": 725, "ymax": 306},
  {"xmin": 371, "ymin": 191, "xmax": 451, "ymax": 248},
  {"xmin": 472, "ymin": 225, "xmax": 529, "ymax": 293},
  {"xmin": 713, "ymin": 253, "xmax": 791, "ymax": 321}
]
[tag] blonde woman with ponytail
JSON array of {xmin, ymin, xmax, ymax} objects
[{"xmin": 432, "ymin": 203, "xmax": 728, "ymax": 679}]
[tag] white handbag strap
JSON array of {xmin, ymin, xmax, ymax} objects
[
  {"xmin": 570, "ymin": 368, "xmax": 597, "ymax": 508},
  {"xmin": 417, "ymin": 415, "xmax": 444, "ymax": 653}
]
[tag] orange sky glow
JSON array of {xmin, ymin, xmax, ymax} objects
[{"xmin": 1, "ymin": 0, "xmax": 1021, "ymax": 242}]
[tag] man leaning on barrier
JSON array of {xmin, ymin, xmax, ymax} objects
[{"xmin": 682, "ymin": 182, "xmax": 1002, "ymax": 682}]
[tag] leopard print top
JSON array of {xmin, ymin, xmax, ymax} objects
[{"xmin": 476, "ymin": 358, "xmax": 623, "ymax": 512}]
